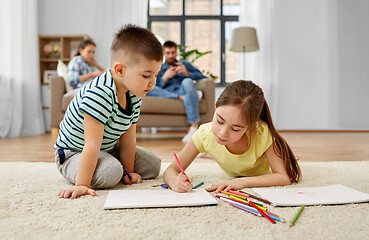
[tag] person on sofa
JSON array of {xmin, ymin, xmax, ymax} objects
[
  {"xmin": 67, "ymin": 39, "xmax": 105, "ymax": 89},
  {"xmin": 147, "ymin": 40, "xmax": 206, "ymax": 142}
]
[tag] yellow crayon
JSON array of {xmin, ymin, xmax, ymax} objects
[
  {"xmin": 220, "ymin": 190, "xmax": 247, "ymax": 200},
  {"xmin": 229, "ymin": 195, "xmax": 268, "ymax": 211}
]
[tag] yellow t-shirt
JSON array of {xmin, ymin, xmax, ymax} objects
[{"xmin": 192, "ymin": 122, "xmax": 273, "ymax": 177}]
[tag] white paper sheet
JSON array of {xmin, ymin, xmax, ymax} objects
[
  {"xmin": 252, "ymin": 184, "xmax": 369, "ymax": 207},
  {"xmin": 104, "ymin": 189, "xmax": 218, "ymax": 209}
]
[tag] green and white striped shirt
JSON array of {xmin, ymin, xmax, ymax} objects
[{"xmin": 54, "ymin": 69, "xmax": 141, "ymax": 152}]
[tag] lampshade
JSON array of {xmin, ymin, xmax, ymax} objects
[{"xmin": 230, "ymin": 27, "xmax": 259, "ymax": 52}]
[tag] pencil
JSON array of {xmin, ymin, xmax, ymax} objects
[
  {"xmin": 220, "ymin": 190, "xmax": 247, "ymax": 200},
  {"xmin": 216, "ymin": 195, "xmax": 284, "ymax": 222},
  {"xmin": 216, "ymin": 195, "xmax": 250, "ymax": 208},
  {"xmin": 220, "ymin": 194, "xmax": 267, "ymax": 211},
  {"xmin": 249, "ymin": 201, "xmax": 276, "ymax": 224},
  {"xmin": 228, "ymin": 190, "xmax": 249, "ymax": 198},
  {"xmin": 124, "ymin": 168, "xmax": 132, "ymax": 180},
  {"xmin": 230, "ymin": 203, "xmax": 262, "ymax": 217},
  {"xmin": 228, "ymin": 195, "xmax": 280, "ymax": 219},
  {"xmin": 221, "ymin": 191, "xmax": 266, "ymax": 208},
  {"xmin": 239, "ymin": 190, "xmax": 272, "ymax": 205},
  {"xmin": 290, "ymin": 205, "xmax": 305, "ymax": 227},
  {"xmin": 173, "ymin": 153, "xmax": 186, "ymax": 175},
  {"xmin": 216, "ymin": 195, "xmax": 255, "ymax": 211},
  {"xmin": 192, "ymin": 181, "xmax": 204, "ymax": 189},
  {"xmin": 228, "ymin": 195, "xmax": 268, "ymax": 211},
  {"xmin": 231, "ymin": 202, "xmax": 285, "ymax": 222}
]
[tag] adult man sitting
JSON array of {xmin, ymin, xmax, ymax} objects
[{"xmin": 147, "ymin": 41, "xmax": 206, "ymax": 142}]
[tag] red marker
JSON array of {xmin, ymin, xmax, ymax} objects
[
  {"xmin": 173, "ymin": 153, "xmax": 186, "ymax": 176},
  {"xmin": 249, "ymin": 201, "xmax": 276, "ymax": 224}
]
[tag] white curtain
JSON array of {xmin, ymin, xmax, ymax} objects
[
  {"xmin": 87, "ymin": 0, "xmax": 148, "ymax": 66},
  {"xmin": 0, "ymin": 0, "xmax": 149, "ymax": 138},
  {"xmin": 239, "ymin": 0, "xmax": 278, "ymax": 119},
  {"xmin": 38, "ymin": 0, "xmax": 148, "ymax": 73},
  {"xmin": 0, "ymin": 0, "xmax": 45, "ymax": 137}
]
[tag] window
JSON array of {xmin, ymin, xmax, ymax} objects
[{"xmin": 148, "ymin": 0, "xmax": 240, "ymax": 85}]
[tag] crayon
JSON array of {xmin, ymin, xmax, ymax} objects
[
  {"xmin": 124, "ymin": 168, "xmax": 132, "ymax": 180},
  {"xmin": 290, "ymin": 205, "xmax": 305, "ymax": 227},
  {"xmin": 192, "ymin": 182, "xmax": 204, "ymax": 189}
]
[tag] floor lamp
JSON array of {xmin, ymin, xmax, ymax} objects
[{"xmin": 230, "ymin": 27, "xmax": 259, "ymax": 79}]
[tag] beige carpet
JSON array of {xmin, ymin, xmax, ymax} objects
[{"xmin": 1, "ymin": 161, "xmax": 368, "ymax": 240}]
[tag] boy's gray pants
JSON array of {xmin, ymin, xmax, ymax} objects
[{"xmin": 55, "ymin": 145, "xmax": 161, "ymax": 189}]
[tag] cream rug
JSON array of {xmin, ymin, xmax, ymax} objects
[{"xmin": 1, "ymin": 161, "xmax": 368, "ymax": 240}]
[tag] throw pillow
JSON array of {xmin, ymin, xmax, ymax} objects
[{"xmin": 57, "ymin": 60, "xmax": 73, "ymax": 92}]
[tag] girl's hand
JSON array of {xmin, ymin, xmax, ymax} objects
[
  {"xmin": 171, "ymin": 173, "xmax": 193, "ymax": 193},
  {"xmin": 206, "ymin": 179, "xmax": 245, "ymax": 193},
  {"xmin": 57, "ymin": 185, "xmax": 96, "ymax": 199},
  {"xmin": 123, "ymin": 172, "xmax": 142, "ymax": 185}
]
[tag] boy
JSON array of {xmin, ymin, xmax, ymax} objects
[{"xmin": 55, "ymin": 24, "xmax": 163, "ymax": 199}]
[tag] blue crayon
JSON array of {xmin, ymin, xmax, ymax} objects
[
  {"xmin": 124, "ymin": 168, "xmax": 132, "ymax": 180},
  {"xmin": 192, "ymin": 181, "xmax": 204, "ymax": 189}
]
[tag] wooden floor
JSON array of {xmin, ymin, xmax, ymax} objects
[{"xmin": 1, "ymin": 131, "xmax": 369, "ymax": 163}]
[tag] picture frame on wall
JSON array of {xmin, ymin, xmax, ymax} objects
[{"xmin": 43, "ymin": 70, "xmax": 58, "ymax": 84}]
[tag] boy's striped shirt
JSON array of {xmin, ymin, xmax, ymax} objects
[{"xmin": 54, "ymin": 69, "xmax": 141, "ymax": 152}]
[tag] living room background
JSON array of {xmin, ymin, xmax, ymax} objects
[
  {"xmin": 37, "ymin": 0, "xmax": 369, "ymax": 131},
  {"xmin": 1, "ymin": 0, "xmax": 368, "ymax": 138}
]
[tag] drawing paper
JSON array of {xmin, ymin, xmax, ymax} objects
[
  {"xmin": 104, "ymin": 189, "xmax": 218, "ymax": 209},
  {"xmin": 252, "ymin": 184, "xmax": 369, "ymax": 207}
]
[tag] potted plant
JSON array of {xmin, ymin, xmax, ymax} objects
[{"xmin": 178, "ymin": 45, "xmax": 218, "ymax": 81}]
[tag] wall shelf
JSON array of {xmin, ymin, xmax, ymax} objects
[
  {"xmin": 38, "ymin": 34, "xmax": 89, "ymax": 84},
  {"xmin": 39, "ymin": 34, "xmax": 90, "ymax": 131}
]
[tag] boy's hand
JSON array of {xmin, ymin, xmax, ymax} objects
[
  {"xmin": 123, "ymin": 172, "xmax": 142, "ymax": 185},
  {"xmin": 206, "ymin": 179, "xmax": 244, "ymax": 193},
  {"xmin": 171, "ymin": 173, "xmax": 193, "ymax": 193},
  {"xmin": 57, "ymin": 185, "xmax": 96, "ymax": 199}
]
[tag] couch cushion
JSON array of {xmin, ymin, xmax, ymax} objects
[
  {"xmin": 61, "ymin": 95, "xmax": 74, "ymax": 112},
  {"xmin": 61, "ymin": 95, "xmax": 207, "ymax": 114},
  {"xmin": 57, "ymin": 60, "xmax": 73, "ymax": 93},
  {"xmin": 140, "ymin": 96, "xmax": 207, "ymax": 114}
]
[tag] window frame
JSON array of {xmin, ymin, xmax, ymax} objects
[{"xmin": 147, "ymin": 0, "xmax": 239, "ymax": 86}]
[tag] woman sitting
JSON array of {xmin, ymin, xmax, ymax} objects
[{"xmin": 68, "ymin": 39, "xmax": 105, "ymax": 89}]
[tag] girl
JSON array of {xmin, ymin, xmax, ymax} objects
[
  {"xmin": 67, "ymin": 39, "xmax": 105, "ymax": 89},
  {"xmin": 163, "ymin": 80, "xmax": 301, "ymax": 193}
]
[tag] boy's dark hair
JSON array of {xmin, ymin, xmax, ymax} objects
[
  {"xmin": 75, "ymin": 39, "xmax": 96, "ymax": 56},
  {"xmin": 111, "ymin": 24, "xmax": 163, "ymax": 65},
  {"xmin": 163, "ymin": 40, "xmax": 177, "ymax": 49}
]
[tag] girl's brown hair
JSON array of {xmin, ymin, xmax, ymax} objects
[{"xmin": 216, "ymin": 80, "xmax": 301, "ymax": 183}]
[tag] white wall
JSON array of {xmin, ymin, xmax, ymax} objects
[
  {"xmin": 239, "ymin": 0, "xmax": 369, "ymax": 130},
  {"xmin": 336, "ymin": 1, "xmax": 369, "ymax": 129},
  {"xmin": 276, "ymin": 1, "xmax": 334, "ymax": 129},
  {"xmin": 38, "ymin": 0, "xmax": 147, "ymax": 68},
  {"xmin": 276, "ymin": 0, "xmax": 369, "ymax": 130}
]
